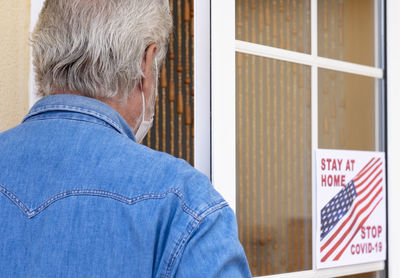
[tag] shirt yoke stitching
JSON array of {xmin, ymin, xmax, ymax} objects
[{"xmin": 0, "ymin": 185, "xmax": 203, "ymax": 221}]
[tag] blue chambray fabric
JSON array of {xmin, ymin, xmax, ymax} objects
[{"xmin": 0, "ymin": 94, "xmax": 251, "ymax": 278}]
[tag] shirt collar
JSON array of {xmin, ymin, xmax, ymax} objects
[{"xmin": 23, "ymin": 94, "xmax": 136, "ymax": 142}]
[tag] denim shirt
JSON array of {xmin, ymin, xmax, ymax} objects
[{"xmin": 0, "ymin": 95, "xmax": 251, "ymax": 278}]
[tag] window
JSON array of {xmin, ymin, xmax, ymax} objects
[{"xmin": 212, "ymin": 0, "xmax": 385, "ymax": 277}]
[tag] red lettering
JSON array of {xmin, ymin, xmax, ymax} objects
[
  {"xmin": 366, "ymin": 226, "xmax": 371, "ymax": 238},
  {"xmin": 327, "ymin": 159, "xmax": 332, "ymax": 170},
  {"xmin": 333, "ymin": 175, "xmax": 341, "ymax": 186},
  {"xmin": 321, "ymin": 175, "xmax": 327, "ymax": 186},
  {"xmin": 361, "ymin": 243, "xmax": 366, "ymax": 253},
  {"xmin": 372, "ymin": 226, "xmax": 377, "ymax": 238},
  {"xmin": 351, "ymin": 243, "xmax": 374, "ymax": 254},
  {"xmin": 332, "ymin": 159, "xmax": 337, "ymax": 171},
  {"xmin": 346, "ymin": 160, "xmax": 351, "ymax": 171},
  {"xmin": 327, "ymin": 175, "xmax": 332, "ymax": 186},
  {"xmin": 322, "ymin": 158, "xmax": 345, "ymax": 171},
  {"xmin": 362, "ymin": 225, "xmax": 383, "ymax": 239},
  {"xmin": 321, "ymin": 175, "xmax": 346, "ymax": 186},
  {"xmin": 337, "ymin": 159, "xmax": 343, "ymax": 171}
]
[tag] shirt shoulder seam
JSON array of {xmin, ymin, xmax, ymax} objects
[{"xmin": 162, "ymin": 201, "xmax": 229, "ymax": 278}]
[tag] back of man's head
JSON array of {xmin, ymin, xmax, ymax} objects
[{"xmin": 31, "ymin": 0, "xmax": 172, "ymax": 100}]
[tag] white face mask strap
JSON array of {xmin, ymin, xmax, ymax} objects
[
  {"xmin": 154, "ymin": 59, "xmax": 159, "ymax": 97},
  {"xmin": 134, "ymin": 58, "xmax": 158, "ymax": 143},
  {"xmin": 141, "ymin": 90, "xmax": 146, "ymax": 121}
]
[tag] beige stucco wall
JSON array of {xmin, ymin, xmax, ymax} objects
[{"xmin": 0, "ymin": 0, "xmax": 30, "ymax": 132}]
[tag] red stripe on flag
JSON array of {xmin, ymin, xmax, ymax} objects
[
  {"xmin": 354, "ymin": 157, "xmax": 376, "ymax": 180},
  {"xmin": 358, "ymin": 175, "xmax": 382, "ymax": 196},
  {"xmin": 354, "ymin": 158, "xmax": 381, "ymax": 183},
  {"xmin": 321, "ymin": 187, "xmax": 383, "ymax": 262},
  {"xmin": 355, "ymin": 162, "xmax": 383, "ymax": 189},
  {"xmin": 320, "ymin": 179, "xmax": 382, "ymax": 252},
  {"xmin": 333, "ymin": 197, "xmax": 383, "ymax": 261}
]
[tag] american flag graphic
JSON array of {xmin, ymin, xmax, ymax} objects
[{"xmin": 320, "ymin": 157, "xmax": 384, "ymax": 262}]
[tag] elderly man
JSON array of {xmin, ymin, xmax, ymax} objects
[{"xmin": 0, "ymin": 0, "xmax": 251, "ymax": 277}]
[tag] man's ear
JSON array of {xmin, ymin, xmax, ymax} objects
[{"xmin": 141, "ymin": 43, "xmax": 158, "ymax": 93}]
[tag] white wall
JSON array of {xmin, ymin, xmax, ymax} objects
[
  {"xmin": 387, "ymin": 0, "xmax": 400, "ymax": 277},
  {"xmin": 29, "ymin": 0, "xmax": 45, "ymax": 107}
]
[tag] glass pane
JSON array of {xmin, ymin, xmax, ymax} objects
[
  {"xmin": 318, "ymin": 0, "xmax": 382, "ymax": 67},
  {"xmin": 236, "ymin": 53, "xmax": 312, "ymax": 276},
  {"xmin": 144, "ymin": 0, "xmax": 194, "ymax": 165},
  {"xmin": 342, "ymin": 270, "xmax": 385, "ymax": 278},
  {"xmin": 236, "ymin": 0, "xmax": 311, "ymax": 53},
  {"xmin": 318, "ymin": 68, "xmax": 384, "ymax": 151}
]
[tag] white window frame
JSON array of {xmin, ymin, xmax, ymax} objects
[
  {"xmin": 387, "ymin": 0, "xmax": 400, "ymax": 277},
  {"xmin": 194, "ymin": 0, "xmax": 212, "ymax": 178},
  {"xmin": 211, "ymin": 0, "xmax": 388, "ymax": 277}
]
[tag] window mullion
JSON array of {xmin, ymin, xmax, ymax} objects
[{"xmin": 311, "ymin": 0, "xmax": 318, "ymax": 271}]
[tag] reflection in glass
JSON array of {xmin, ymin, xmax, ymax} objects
[
  {"xmin": 318, "ymin": 69, "xmax": 384, "ymax": 151},
  {"xmin": 341, "ymin": 270, "xmax": 385, "ymax": 278},
  {"xmin": 236, "ymin": 0, "xmax": 311, "ymax": 53},
  {"xmin": 236, "ymin": 53, "xmax": 312, "ymax": 276},
  {"xmin": 318, "ymin": 0, "xmax": 381, "ymax": 67}
]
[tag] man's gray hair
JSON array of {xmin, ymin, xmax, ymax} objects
[{"xmin": 32, "ymin": 0, "xmax": 172, "ymax": 99}]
